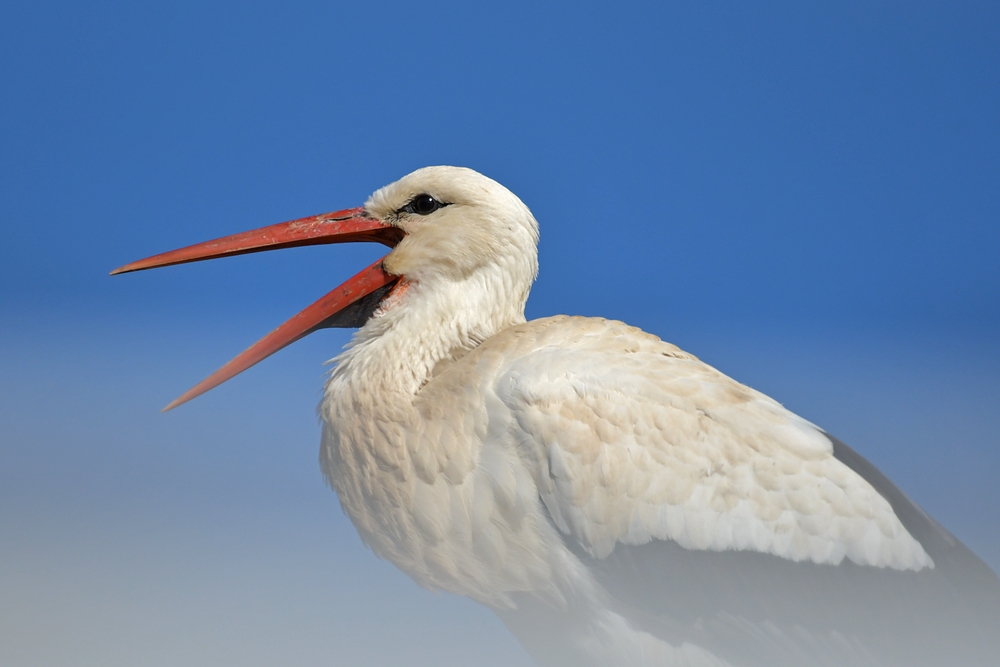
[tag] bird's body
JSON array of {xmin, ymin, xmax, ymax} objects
[
  {"xmin": 321, "ymin": 312, "xmax": 997, "ymax": 666},
  {"xmin": 116, "ymin": 166, "xmax": 1000, "ymax": 666}
]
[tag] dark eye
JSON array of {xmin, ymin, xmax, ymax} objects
[{"xmin": 407, "ymin": 194, "xmax": 442, "ymax": 216}]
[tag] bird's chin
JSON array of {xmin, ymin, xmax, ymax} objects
[{"xmin": 110, "ymin": 207, "xmax": 405, "ymax": 410}]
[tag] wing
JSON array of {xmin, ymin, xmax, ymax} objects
[
  {"xmin": 489, "ymin": 316, "xmax": 929, "ymax": 571},
  {"xmin": 475, "ymin": 316, "xmax": 1000, "ymax": 665}
]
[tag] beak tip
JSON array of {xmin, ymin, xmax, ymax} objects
[{"xmin": 162, "ymin": 399, "xmax": 183, "ymax": 412}]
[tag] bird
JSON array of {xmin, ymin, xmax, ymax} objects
[{"xmin": 113, "ymin": 166, "xmax": 1000, "ymax": 666}]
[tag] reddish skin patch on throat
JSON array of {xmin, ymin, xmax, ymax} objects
[
  {"xmin": 374, "ymin": 278, "xmax": 411, "ymax": 317},
  {"xmin": 388, "ymin": 279, "xmax": 411, "ymax": 299}
]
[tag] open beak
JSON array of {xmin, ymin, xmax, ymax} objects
[{"xmin": 111, "ymin": 207, "xmax": 405, "ymax": 411}]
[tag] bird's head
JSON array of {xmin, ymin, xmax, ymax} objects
[
  {"xmin": 369, "ymin": 166, "xmax": 538, "ymax": 289},
  {"xmin": 111, "ymin": 166, "xmax": 539, "ymax": 409}
]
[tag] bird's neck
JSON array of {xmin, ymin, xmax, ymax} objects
[
  {"xmin": 323, "ymin": 273, "xmax": 527, "ymax": 407},
  {"xmin": 317, "ymin": 271, "xmax": 524, "ymax": 557}
]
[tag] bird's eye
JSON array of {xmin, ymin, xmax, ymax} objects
[
  {"xmin": 397, "ymin": 193, "xmax": 450, "ymax": 217},
  {"xmin": 408, "ymin": 194, "xmax": 441, "ymax": 215}
]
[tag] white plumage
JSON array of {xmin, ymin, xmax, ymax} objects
[{"xmin": 119, "ymin": 166, "xmax": 1000, "ymax": 666}]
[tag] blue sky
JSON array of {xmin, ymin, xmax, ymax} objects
[{"xmin": 2, "ymin": 2, "xmax": 998, "ymax": 665}]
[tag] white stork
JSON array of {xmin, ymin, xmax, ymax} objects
[{"xmin": 113, "ymin": 166, "xmax": 1000, "ymax": 666}]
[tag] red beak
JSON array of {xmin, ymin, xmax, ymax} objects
[{"xmin": 111, "ymin": 207, "xmax": 405, "ymax": 411}]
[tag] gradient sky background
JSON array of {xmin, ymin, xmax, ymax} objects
[{"xmin": 2, "ymin": 2, "xmax": 998, "ymax": 665}]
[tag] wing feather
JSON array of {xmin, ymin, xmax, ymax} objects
[{"xmin": 478, "ymin": 316, "xmax": 930, "ymax": 570}]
